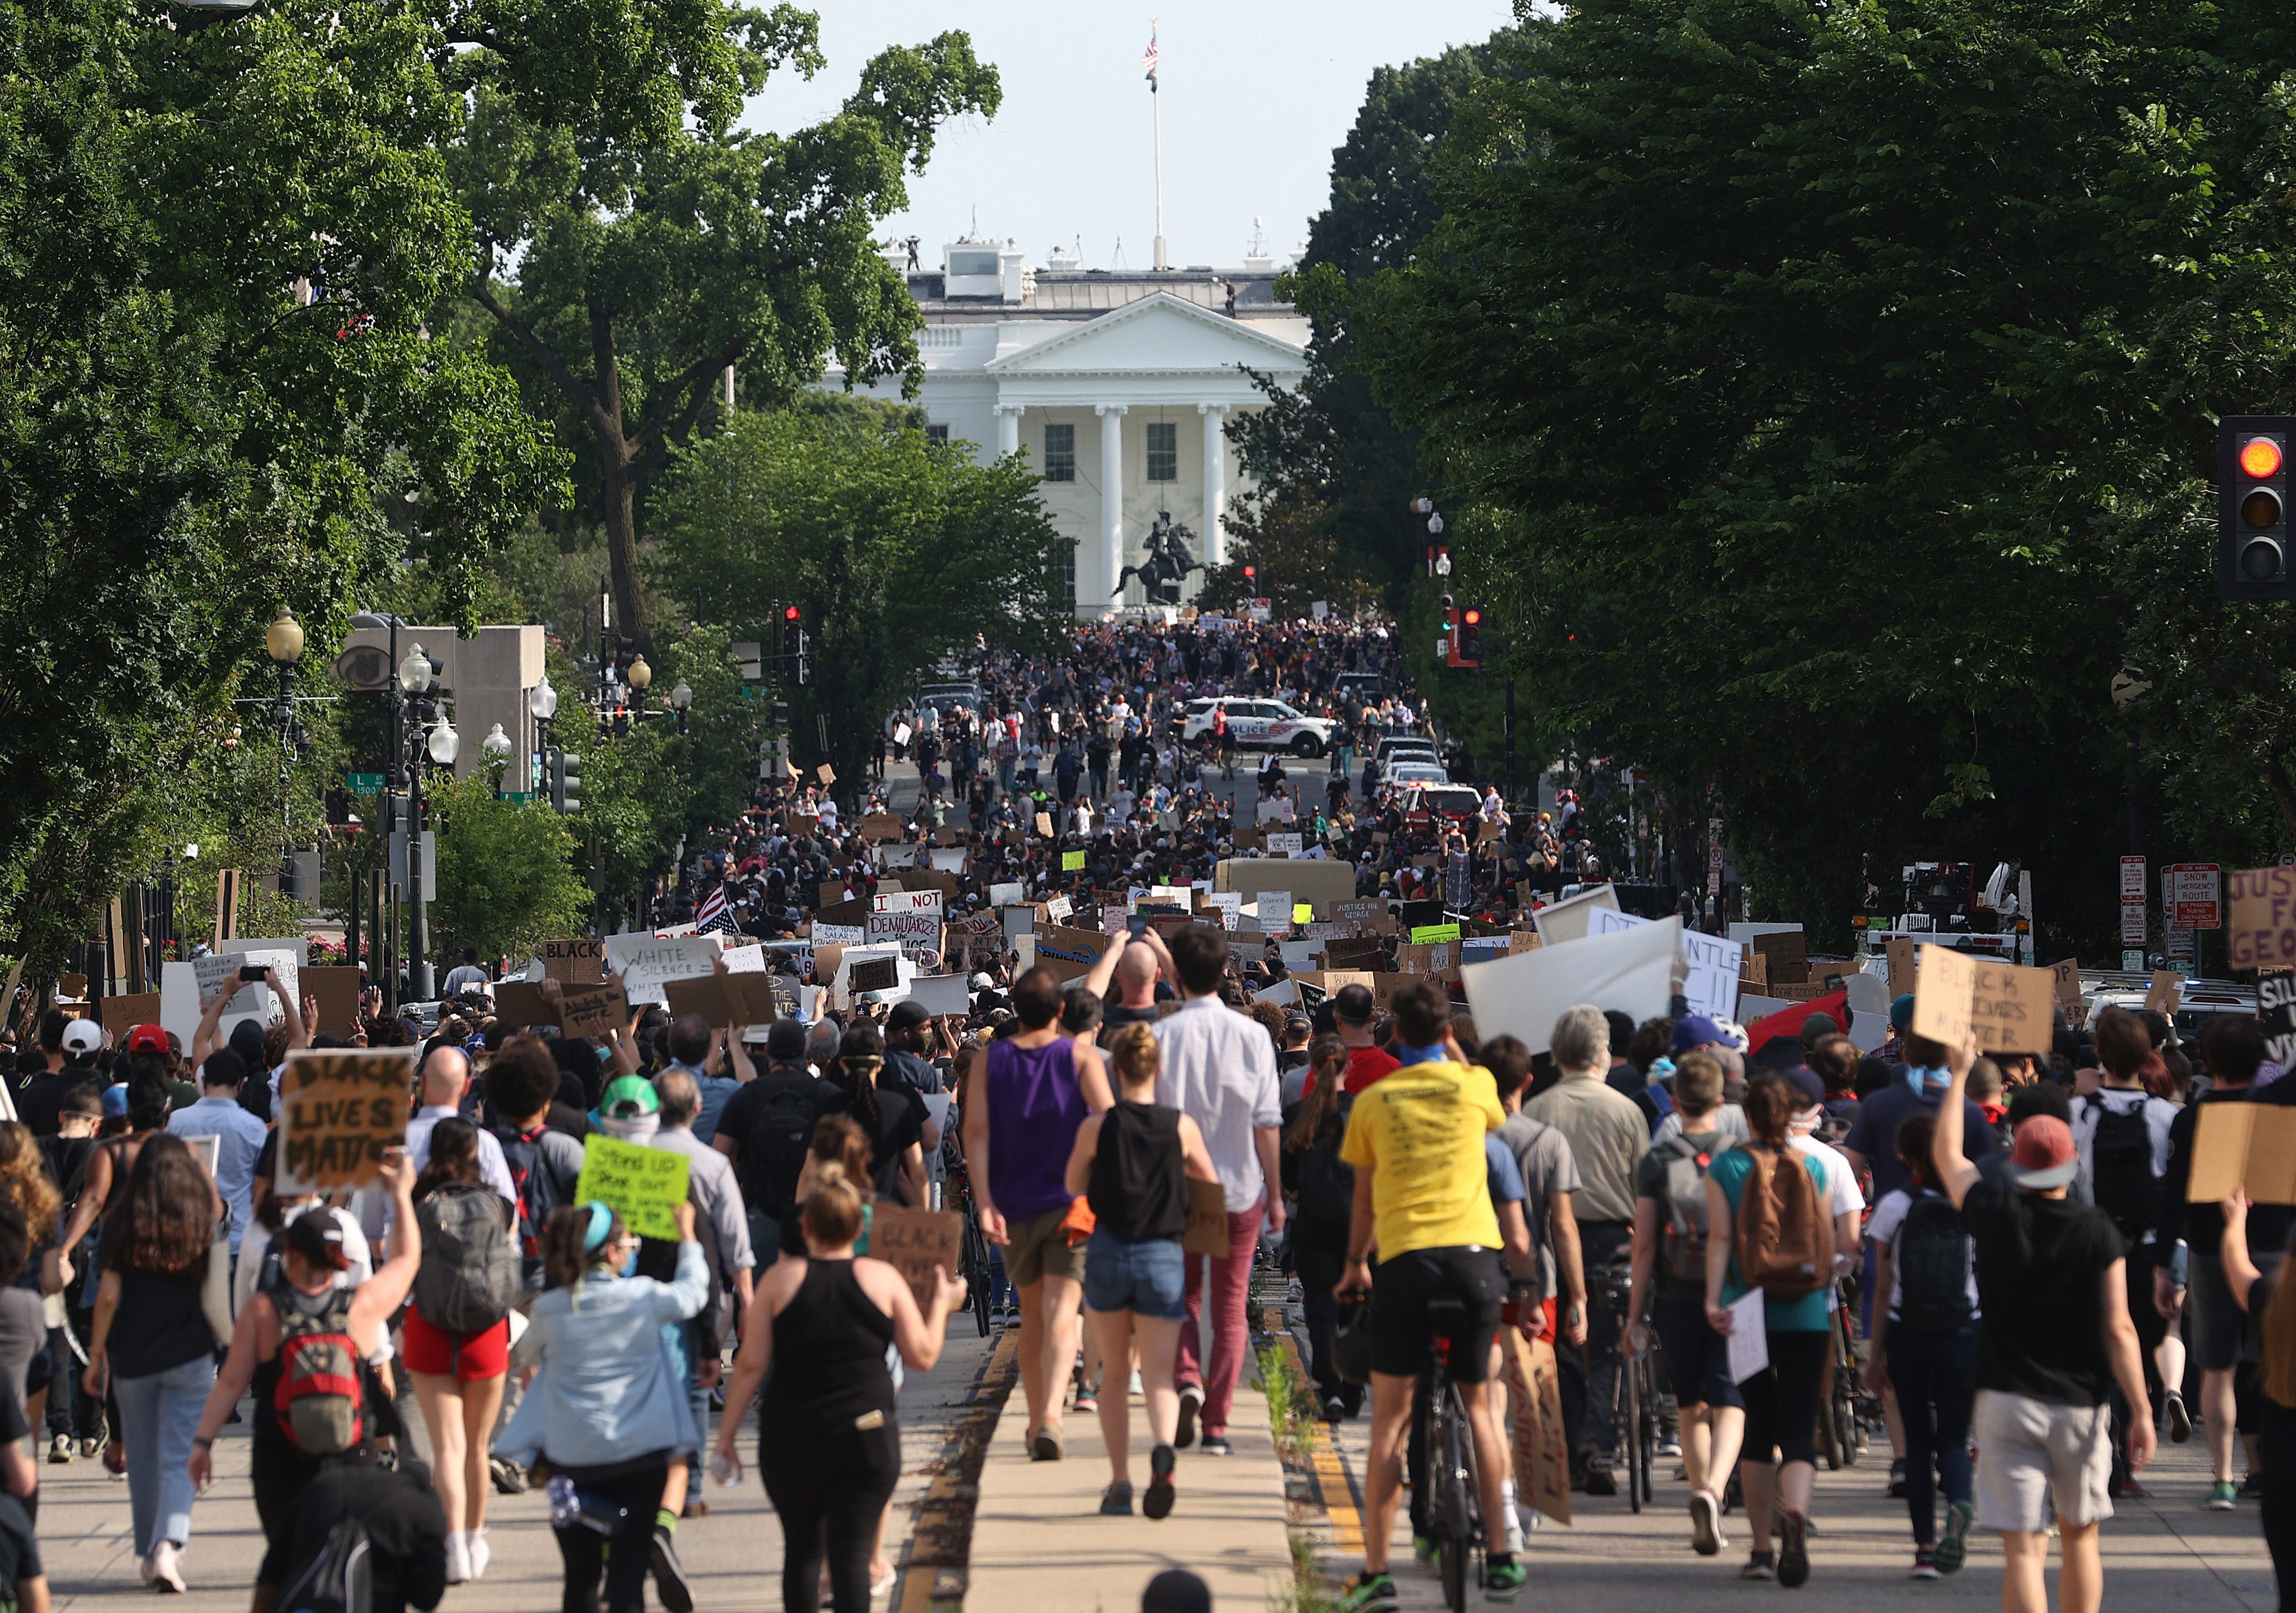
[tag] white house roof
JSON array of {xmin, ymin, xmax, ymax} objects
[{"xmin": 984, "ymin": 292, "xmax": 1307, "ymax": 380}]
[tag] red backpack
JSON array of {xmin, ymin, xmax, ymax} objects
[{"xmin": 271, "ymin": 1283, "xmax": 364, "ymax": 1456}]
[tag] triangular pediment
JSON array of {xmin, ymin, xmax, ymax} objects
[{"xmin": 987, "ymin": 293, "xmax": 1306, "ymax": 376}]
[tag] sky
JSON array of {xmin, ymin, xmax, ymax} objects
[{"xmin": 740, "ymin": 0, "xmax": 1518, "ymax": 273}]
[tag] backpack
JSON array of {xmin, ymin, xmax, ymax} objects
[
  {"xmin": 271, "ymin": 1283, "xmax": 364, "ymax": 1456},
  {"xmin": 1653, "ymin": 1133, "xmax": 1714, "ymax": 1283},
  {"xmin": 1731, "ymin": 1143, "xmax": 1833, "ymax": 1301},
  {"xmin": 412, "ymin": 1182, "xmax": 519, "ymax": 1336},
  {"xmin": 1894, "ymin": 1190, "xmax": 1973, "ymax": 1336},
  {"xmin": 276, "ymin": 1515, "xmax": 372, "ymax": 1613},
  {"xmin": 1291, "ymin": 1096, "xmax": 1356, "ymax": 1230},
  {"xmin": 496, "ymin": 1124, "xmax": 575, "ymax": 1279},
  {"xmin": 2085, "ymin": 1095, "xmax": 2158, "ymax": 1241},
  {"xmin": 742, "ymin": 1076, "xmax": 824, "ymax": 1221}
]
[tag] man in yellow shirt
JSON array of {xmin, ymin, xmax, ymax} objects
[{"xmin": 1336, "ymin": 980, "xmax": 1517, "ymax": 1610}]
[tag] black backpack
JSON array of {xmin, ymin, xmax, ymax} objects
[
  {"xmin": 276, "ymin": 1515, "xmax": 372, "ymax": 1613},
  {"xmin": 742, "ymin": 1076, "xmax": 824, "ymax": 1221},
  {"xmin": 1895, "ymin": 1190, "xmax": 1974, "ymax": 1336},
  {"xmin": 1291, "ymin": 1096, "xmax": 1356, "ymax": 1229},
  {"xmin": 2085, "ymin": 1095, "xmax": 2157, "ymax": 1241}
]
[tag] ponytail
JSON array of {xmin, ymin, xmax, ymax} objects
[{"xmin": 801, "ymin": 1160, "xmax": 867, "ymax": 1250}]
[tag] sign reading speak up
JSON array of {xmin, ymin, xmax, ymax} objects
[
  {"xmin": 276, "ymin": 1048, "xmax": 418, "ymax": 1195},
  {"xmin": 1909, "ymin": 944, "xmax": 2055, "ymax": 1054},
  {"xmin": 574, "ymin": 1134, "xmax": 691, "ymax": 1241}
]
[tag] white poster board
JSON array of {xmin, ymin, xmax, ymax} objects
[
  {"xmin": 602, "ymin": 932, "xmax": 722, "ymax": 1006},
  {"xmin": 1679, "ymin": 930, "xmax": 1746, "ymax": 1024},
  {"xmin": 1530, "ymin": 883, "xmax": 1622, "ymax": 946},
  {"xmin": 1461, "ymin": 917, "xmax": 1679, "ymax": 1054}
]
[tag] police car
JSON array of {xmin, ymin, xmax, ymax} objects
[{"xmin": 1180, "ymin": 698, "xmax": 1339, "ymax": 757}]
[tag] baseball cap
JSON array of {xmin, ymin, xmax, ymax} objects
[
  {"xmin": 126, "ymin": 1024, "xmax": 170, "ymax": 1055},
  {"xmin": 1776, "ymin": 1064, "xmax": 1826, "ymax": 1109},
  {"xmin": 596, "ymin": 1075, "xmax": 659, "ymax": 1119},
  {"xmin": 1798, "ymin": 1012, "xmax": 1840, "ymax": 1048},
  {"xmin": 1890, "ymin": 993, "xmax": 1916, "ymax": 1032},
  {"xmin": 1285, "ymin": 1013, "xmax": 1313, "ymax": 1039},
  {"xmin": 101, "ymin": 1083, "xmax": 129, "ymax": 1119},
  {"xmin": 1670, "ymin": 1015, "xmax": 1722, "ymax": 1055},
  {"xmin": 60, "ymin": 1020, "xmax": 101, "ymax": 1055},
  {"xmin": 2010, "ymin": 1115, "xmax": 2079, "ymax": 1189},
  {"xmin": 1333, "ymin": 984, "xmax": 1375, "ymax": 1024},
  {"xmin": 886, "ymin": 1000, "xmax": 934, "ymax": 1034}
]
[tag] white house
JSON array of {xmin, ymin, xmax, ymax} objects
[{"xmin": 824, "ymin": 235, "xmax": 1312, "ymax": 616}]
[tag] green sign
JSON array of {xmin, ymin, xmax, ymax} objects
[
  {"xmin": 1410, "ymin": 922, "xmax": 1463, "ymax": 945},
  {"xmin": 1061, "ymin": 850, "xmax": 1086, "ymax": 871},
  {"xmin": 500, "ymin": 791, "xmax": 538, "ymax": 804},
  {"xmin": 346, "ymin": 773, "xmax": 384, "ymax": 795},
  {"xmin": 574, "ymin": 1134, "xmax": 691, "ymax": 1242}
]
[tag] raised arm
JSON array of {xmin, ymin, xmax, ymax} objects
[
  {"xmin": 347, "ymin": 1150, "xmax": 421, "ymax": 1339},
  {"xmin": 1084, "ymin": 932, "xmax": 1129, "ymax": 1000},
  {"xmin": 189, "ymin": 983, "xmax": 232, "ymax": 1068},
  {"xmin": 271, "ymin": 971, "xmax": 307, "ymax": 1050},
  {"xmin": 1930, "ymin": 1031, "xmax": 1983, "ymax": 1208}
]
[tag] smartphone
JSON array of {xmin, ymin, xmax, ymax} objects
[
  {"xmin": 238, "ymin": 963, "xmax": 269, "ymax": 983},
  {"xmin": 1127, "ymin": 914, "xmax": 1150, "ymax": 941}
]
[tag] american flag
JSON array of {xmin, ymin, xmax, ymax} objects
[
  {"xmin": 1143, "ymin": 27, "xmax": 1158, "ymax": 91},
  {"xmin": 694, "ymin": 883, "xmax": 737, "ymax": 935}
]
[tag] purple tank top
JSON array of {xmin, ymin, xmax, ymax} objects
[{"xmin": 984, "ymin": 1036, "xmax": 1088, "ymax": 1223}]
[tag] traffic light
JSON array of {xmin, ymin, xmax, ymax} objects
[
  {"xmin": 612, "ymin": 634, "xmax": 637, "ymax": 679},
  {"xmin": 548, "ymin": 747, "xmax": 583, "ymax": 813},
  {"xmin": 1438, "ymin": 592, "xmax": 1455, "ymax": 661},
  {"xmin": 1455, "ymin": 605, "xmax": 1485, "ymax": 668},
  {"xmin": 2221, "ymin": 415, "xmax": 2296, "ymax": 599},
  {"xmin": 793, "ymin": 627, "xmax": 812, "ymax": 687}
]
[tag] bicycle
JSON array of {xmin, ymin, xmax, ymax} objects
[
  {"xmin": 1820, "ymin": 1277, "xmax": 1864, "ymax": 1470},
  {"xmin": 1417, "ymin": 1293, "xmax": 1484, "ymax": 1613},
  {"xmin": 1602, "ymin": 1251, "xmax": 1658, "ymax": 1512},
  {"xmin": 945, "ymin": 1157, "xmax": 995, "ymax": 1337}
]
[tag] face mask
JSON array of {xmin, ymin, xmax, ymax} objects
[
  {"xmin": 618, "ymin": 1245, "xmax": 640, "ymax": 1280},
  {"xmin": 1905, "ymin": 1064, "xmax": 1949, "ymax": 1096}
]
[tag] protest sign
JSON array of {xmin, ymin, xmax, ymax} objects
[
  {"xmin": 2188, "ymin": 1102, "xmax": 2296, "ymax": 1204},
  {"xmin": 1183, "ymin": 1177, "xmax": 1230, "ymax": 1258},
  {"xmin": 1501, "ymin": 1328, "xmax": 1571, "ymax": 1527},
  {"xmin": 1410, "ymin": 922, "xmax": 1463, "ymax": 945},
  {"xmin": 1910, "ymin": 945, "xmax": 2054, "ymax": 1054},
  {"xmin": 1679, "ymin": 930, "xmax": 1745, "ymax": 1024},
  {"xmin": 1035, "ymin": 812, "xmax": 1055, "ymax": 837},
  {"xmin": 100, "ymin": 991, "xmax": 161, "ymax": 1037},
  {"xmin": 1752, "ymin": 930, "xmax": 1809, "ymax": 986},
  {"xmin": 811, "ymin": 923, "xmax": 866, "ymax": 946},
  {"xmin": 1256, "ymin": 891, "xmax": 1292, "ymax": 935},
  {"xmin": 1045, "ymin": 895, "xmax": 1073, "ymax": 924},
  {"xmin": 1462, "ymin": 918, "xmax": 1678, "ymax": 1054},
  {"xmin": 2145, "ymin": 971, "xmax": 2185, "ymax": 1015},
  {"xmin": 1267, "ymin": 832, "xmax": 1304, "ymax": 857},
  {"xmin": 868, "ymin": 1206, "xmax": 964, "ymax": 1315},
  {"xmin": 907, "ymin": 974, "xmax": 972, "ymax": 1018},
  {"xmin": 2052, "ymin": 958, "xmax": 2083, "ymax": 1011},
  {"xmin": 574, "ymin": 1134, "xmax": 691, "ymax": 1241},
  {"xmin": 300, "ymin": 966, "xmax": 362, "ymax": 1038},
  {"xmin": 815, "ymin": 896, "xmax": 870, "ymax": 931},
  {"xmin": 849, "ymin": 957, "xmax": 900, "ymax": 994},
  {"xmin": 1528, "ymin": 883, "xmax": 1620, "ymax": 946},
  {"xmin": 192, "ymin": 947, "xmax": 297, "ymax": 1022},
  {"xmin": 929, "ymin": 848, "xmax": 966, "ymax": 873},
  {"xmin": 988, "ymin": 881, "xmax": 1024, "ymax": 908},
  {"xmin": 859, "ymin": 812, "xmax": 906, "ymax": 842},
  {"xmin": 1061, "ymin": 850, "xmax": 1086, "ymax": 871},
  {"xmin": 493, "ymin": 980, "xmax": 551, "ymax": 1028},
  {"xmin": 720, "ymin": 943, "xmax": 766, "ymax": 974},
  {"xmin": 543, "ymin": 937, "xmax": 604, "ymax": 984},
  {"xmin": 559, "ymin": 981, "xmax": 629, "ymax": 1040},
  {"xmin": 867, "ymin": 908, "xmax": 943, "ymax": 959},
  {"xmin": 2229, "ymin": 867, "xmax": 2296, "ymax": 971},
  {"xmin": 602, "ymin": 933, "xmax": 719, "ymax": 1006},
  {"xmin": 664, "ymin": 975, "xmax": 734, "ymax": 1028},
  {"xmin": 2260, "ymin": 972, "xmax": 2296, "ymax": 1069},
  {"xmin": 816, "ymin": 764, "xmax": 835, "ymax": 785},
  {"xmin": 276, "ymin": 1048, "xmax": 417, "ymax": 1195}
]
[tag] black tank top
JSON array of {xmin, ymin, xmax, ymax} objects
[
  {"xmin": 758, "ymin": 1259, "xmax": 896, "ymax": 1430},
  {"xmin": 1087, "ymin": 1102, "xmax": 1187, "ymax": 1244}
]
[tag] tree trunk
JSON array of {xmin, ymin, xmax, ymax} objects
[{"xmin": 597, "ymin": 443, "xmax": 649, "ymax": 654}]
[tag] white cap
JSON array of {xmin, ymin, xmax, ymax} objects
[{"xmin": 61, "ymin": 1020, "xmax": 101, "ymax": 1054}]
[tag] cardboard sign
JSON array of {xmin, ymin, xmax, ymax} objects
[
  {"xmin": 817, "ymin": 881, "xmax": 851, "ymax": 908},
  {"xmin": 2052, "ymin": 959, "xmax": 2083, "ymax": 1011},
  {"xmin": 494, "ymin": 980, "xmax": 551, "ymax": 1028},
  {"xmin": 298, "ymin": 966, "xmax": 362, "ymax": 1038},
  {"xmin": 816, "ymin": 764, "xmax": 836, "ymax": 785},
  {"xmin": 2144, "ymin": 970, "xmax": 2184, "ymax": 1015},
  {"xmin": 574, "ymin": 1134, "xmax": 692, "ymax": 1242},
  {"xmin": 1324, "ymin": 936, "xmax": 1388, "ymax": 972},
  {"xmin": 1909, "ymin": 945, "xmax": 2055, "ymax": 1054},
  {"xmin": 543, "ymin": 937, "xmax": 604, "ymax": 984},
  {"xmin": 1884, "ymin": 936, "xmax": 1917, "ymax": 1000},
  {"xmin": 602, "ymin": 933, "xmax": 719, "ymax": 1006},
  {"xmin": 275, "ymin": 1048, "xmax": 417, "ymax": 1195},
  {"xmin": 1183, "ymin": 1176, "xmax": 1229, "ymax": 1258},
  {"xmin": 664, "ymin": 975, "xmax": 734, "ymax": 1028},
  {"xmin": 1752, "ymin": 929, "xmax": 1809, "ymax": 986},
  {"xmin": 1501, "ymin": 1328, "xmax": 1571, "ymax": 1527},
  {"xmin": 2188, "ymin": 1102, "xmax": 2296, "ymax": 1204},
  {"xmin": 1035, "ymin": 812, "xmax": 1055, "ymax": 837},
  {"xmin": 1369, "ymin": 971, "xmax": 1420, "ymax": 1013},
  {"xmin": 1267, "ymin": 832, "xmax": 1304, "ymax": 857},
  {"xmin": 868, "ymin": 1205, "xmax": 963, "ymax": 1313},
  {"xmin": 2229, "ymin": 867, "xmax": 2296, "ymax": 971},
  {"xmin": 560, "ymin": 981, "xmax": 629, "ymax": 1040},
  {"xmin": 100, "ymin": 992, "xmax": 162, "ymax": 1036},
  {"xmin": 1528, "ymin": 883, "xmax": 1620, "ymax": 946},
  {"xmin": 1509, "ymin": 930, "xmax": 1542, "ymax": 954},
  {"xmin": 859, "ymin": 813, "xmax": 907, "ymax": 842},
  {"xmin": 815, "ymin": 897, "xmax": 871, "ymax": 931},
  {"xmin": 849, "ymin": 957, "xmax": 900, "ymax": 994}
]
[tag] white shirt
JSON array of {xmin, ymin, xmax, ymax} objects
[
  {"xmin": 1790, "ymin": 1129, "xmax": 1866, "ymax": 1218},
  {"xmin": 404, "ymin": 1104, "xmax": 517, "ymax": 1203},
  {"xmin": 2070, "ymin": 1086, "xmax": 2176, "ymax": 1178},
  {"xmin": 1150, "ymin": 995, "xmax": 1281, "ymax": 1212}
]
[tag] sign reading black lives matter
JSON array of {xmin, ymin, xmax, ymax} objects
[
  {"xmin": 2261, "ymin": 971, "xmax": 2296, "ymax": 1070},
  {"xmin": 276, "ymin": 1047, "xmax": 418, "ymax": 1195}
]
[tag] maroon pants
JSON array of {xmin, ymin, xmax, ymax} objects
[{"xmin": 1176, "ymin": 1199, "xmax": 1264, "ymax": 1436}]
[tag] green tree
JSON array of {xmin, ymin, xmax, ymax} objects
[
  {"xmin": 653, "ymin": 398, "xmax": 1067, "ymax": 791},
  {"xmin": 1360, "ymin": 0, "xmax": 2296, "ymax": 950},
  {"xmin": 428, "ymin": 774, "xmax": 591, "ymax": 963},
  {"xmin": 443, "ymin": 6, "xmax": 1002, "ymax": 648}
]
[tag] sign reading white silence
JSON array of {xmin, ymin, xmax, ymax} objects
[{"xmin": 1462, "ymin": 916, "xmax": 1679, "ymax": 1055}]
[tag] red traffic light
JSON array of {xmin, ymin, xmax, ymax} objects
[
  {"xmin": 1243, "ymin": 566, "xmax": 1255, "ymax": 580},
  {"xmin": 1462, "ymin": 608, "xmax": 1482, "ymax": 627},
  {"xmin": 2244, "ymin": 437, "xmax": 2285, "ymax": 479},
  {"xmin": 781, "ymin": 604, "xmax": 802, "ymax": 623}
]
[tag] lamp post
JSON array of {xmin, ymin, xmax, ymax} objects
[
  {"xmin": 399, "ymin": 644, "xmax": 443, "ymax": 1001},
  {"xmin": 481, "ymin": 722, "xmax": 511, "ymax": 794},
  {"xmin": 265, "ymin": 607, "xmax": 305, "ymax": 897},
  {"xmin": 529, "ymin": 674, "xmax": 558, "ymax": 787},
  {"xmin": 351, "ymin": 611, "xmax": 406, "ymax": 1007},
  {"xmin": 669, "ymin": 677, "xmax": 693, "ymax": 736}
]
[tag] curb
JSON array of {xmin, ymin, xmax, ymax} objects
[{"xmin": 897, "ymin": 1326, "xmax": 1021, "ymax": 1611}]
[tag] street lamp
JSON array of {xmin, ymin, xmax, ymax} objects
[
  {"xmin": 429, "ymin": 715, "xmax": 460, "ymax": 767},
  {"xmin": 628, "ymin": 654, "xmax": 653, "ymax": 696},
  {"xmin": 399, "ymin": 643, "xmax": 434, "ymax": 695},
  {"xmin": 529, "ymin": 676, "xmax": 558, "ymax": 723},
  {"xmin": 481, "ymin": 723, "xmax": 512, "ymax": 760},
  {"xmin": 668, "ymin": 677, "xmax": 693, "ymax": 736},
  {"xmin": 266, "ymin": 607, "xmax": 305, "ymax": 899}
]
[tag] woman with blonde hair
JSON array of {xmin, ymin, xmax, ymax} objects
[
  {"xmin": 1062, "ymin": 1022, "xmax": 1219, "ymax": 1518},
  {"xmin": 715, "ymin": 1161, "xmax": 966, "ymax": 1613}
]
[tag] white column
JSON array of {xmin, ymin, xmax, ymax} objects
[
  {"xmin": 993, "ymin": 402, "xmax": 1023, "ymax": 460},
  {"xmin": 1096, "ymin": 404, "xmax": 1127, "ymax": 608},
  {"xmin": 1198, "ymin": 402, "xmax": 1229, "ymax": 566}
]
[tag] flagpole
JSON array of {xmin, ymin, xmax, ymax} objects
[{"xmin": 1150, "ymin": 21, "xmax": 1167, "ymax": 270}]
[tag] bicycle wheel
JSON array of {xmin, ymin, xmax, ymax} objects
[
  {"xmin": 1621, "ymin": 1350, "xmax": 1643, "ymax": 1514},
  {"xmin": 962, "ymin": 1207, "xmax": 992, "ymax": 1337},
  {"xmin": 1437, "ymin": 1398, "xmax": 1473, "ymax": 1613},
  {"xmin": 1635, "ymin": 1357, "xmax": 1659, "ymax": 1508}
]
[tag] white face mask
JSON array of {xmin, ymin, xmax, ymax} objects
[{"xmin": 599, "ymin": 1112, "xmax": 659, "ymax": 1143}]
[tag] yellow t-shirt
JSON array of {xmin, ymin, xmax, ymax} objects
[{"xmin": 1339, "ymin": 1059, "xmax": 1505, "ymax": 1260}]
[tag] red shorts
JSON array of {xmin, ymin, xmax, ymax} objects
[{"xmin": 400, "ymin": 1307, "xmax": 510, "ymax": 1381}]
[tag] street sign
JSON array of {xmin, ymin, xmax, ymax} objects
[
  {"xmin": 2119, "ymin": 856, "xmax": 2147, "ymax": 899},
  {"xmin": 500, "ymin": 791, "xmax": 537, "ymax": 804},
  {"xmin": 346, "ymin": 773, "xmax": 384, "ymax": 795},
  {"xmin": 2163, "ymin": 862, "xmax": 2223, "ymax": 930},
  {"xmin": 2120, "ymin": 853, "xmax": 2148, "ymax": 945}
]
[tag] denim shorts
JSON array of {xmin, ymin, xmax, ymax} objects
[{"xmin": 1083, "ymin": 1231, "xmax": 1186, "ymax": 1321}]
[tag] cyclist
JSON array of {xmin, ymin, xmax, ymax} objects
[{"xmin": 1336, "ymin": 981, "xmax": 1520, "ymax": 1610}]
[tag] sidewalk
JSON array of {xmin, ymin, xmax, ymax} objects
[{"xmin": 966, "ymin": 1375, "xmax": 1295, "ymax": 1612}]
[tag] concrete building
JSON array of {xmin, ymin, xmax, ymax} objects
[{"xmin": 826, "ymin": 235, "xmax": 1312, "ymax": 616}]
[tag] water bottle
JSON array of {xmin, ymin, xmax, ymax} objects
[{"xmin": 709, "ymin": 1450, "xmax": 743, "ymax": 1488}]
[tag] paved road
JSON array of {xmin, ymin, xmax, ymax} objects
[{"xmin": 41, "ymin": 1321, "xmax": 999, "ymax": 1610}]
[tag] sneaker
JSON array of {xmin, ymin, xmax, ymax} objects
[
  {"xmin": 2166, "ymin": 1390, "xmax": 2193, "ymax": 1444},
  {"xmin": 1505, "ymin": 1507, "xmax": 1526, "ymax": 1556},
  {"xmin": 1778, "ymin": 1511, "xmax": 1810, "ymax": 1588},
  {"xmin": 1340, "ymin": 1572, "xmax": 1399, "ymax": 1613},
  {"xmin": 1322, "ymin": 1394, "xmax": 1348, "ymax": 1423},
  {"xmin": 2121, "ymin": 1478, "xmax": 2152, "ymax": 1500},
  {"xmin": 1201, "ymin": 1434, "xmax": 1233, "ymax": 1456},
  {"xmin": 148, "ymin": 1541, "xmax": 187, "ymax": 1594},
  {"xmin": 46, "ymin": 1434, "xmax": 69, "ymax": 1465},
  {"xmin": 1413, "ymin": 1535, "xmax": 1437, "ymax": 1565},
  {"xmin": 1483, "ymin": 1559, "xmax": 1527, "ymax": 1601},
  {"xmin": 78, "ymin": 1436, "xmax": 102, "ymax": 1461},
  {"xmin": 1584, "ymin": 1463, "xmax": 1617, "ymax": 1497},
  {"xmin": 468, "ymin": 1529, "xmax": 491, "ymax": 1580},
  {"xmin": 870, "ymin": 1562, "xmax": 894, "ymax": 1600},
  {"xmin": 444, "ymin": 1532, "xmax": 472, "ymax": 1585},
  {"xmin": 1741, "ymin": 1552, "xmax": 1775, "ymax": 1581},
  {"xmin": 1032, "ymin": 1423, "xmax": 1063, "ymax": 1462},
  {"xmin": 1911, "ymin": 1548, "xmax": 1940, "ymax": 1581},
  {"xmin": 490, "ymin": 1454, "xmax": 529, "ymax": 1495},
  {"xmin": 650, "ymin": 1526, "xmax": 694, "ymax": 1613},
  {"xmin": 1100, "ymin": 1481, "xmax": 1135, "ymax": 1515},
  {"xmin": 1888, "ymin": 1458, "xmax": 1908, "ymax": 1498},
  {"xmin": 2244, "ymin": 1471, "xmax": 2266, "ymax": 1500},
  {"xmin": 1176, "ymin": 1386, "xmax": 1202, "ymax": 1450},
  {"xmin": 1689, "ymin": 1489, "xmax": 1723, "ymax": 1557},
  {"xmin": 1145, "ymin": 1443, "xmax": 1176, "ymax": 1520},
  {"xmin": 2209, "ymin": 1480, "xmax": 2239, "ymax": 1511},
  {"xmin": 1074, "ymin": 1388, "xmax": 1099, "ymax": 1415},
  {"xmin": 1658, "ymin": 1432, "xmax": 1683, "ymax": 1458},
  {"xmin": 1934, "ymin": 1501, "xmax": 1972, "ymax": 1574}
]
